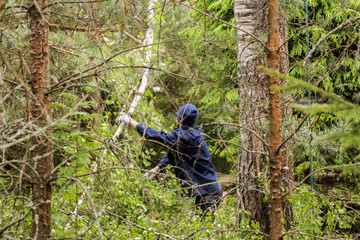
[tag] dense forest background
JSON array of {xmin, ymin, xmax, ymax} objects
[{"xmin": 0, "ymin": 0, "xmax": 360, "ymax": 239}]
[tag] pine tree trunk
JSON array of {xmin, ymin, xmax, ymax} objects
[
  {"xmin": 267, "ymin": 0, "xmax": 283, "ymax": 238},
  {"xmin": 29, "ymin": 0, "xmax": 53, "ymax": 239}
]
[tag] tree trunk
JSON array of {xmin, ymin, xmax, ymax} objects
[
  {"xmin": 234, "ymin": 0, "xmax": 293, "ymax": 234},
  {"xmin": 29, "ymin": 0, "xmax": 53, "ymax": 239},
  {"xmin": 233, "ymin": 0, "xmax": 269, "ymax": 232},
  {"xmin": 267, "ymin": 0, "xmax": 283, "ymax": 239}
]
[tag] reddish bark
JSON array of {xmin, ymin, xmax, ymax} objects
[
  {"xmin": 267, "ymin": 0, "xmax": 283, "ymax": 239},
  {"xmin": 29, "ymin": 0, "xmax": 53, "ymax": 239}
]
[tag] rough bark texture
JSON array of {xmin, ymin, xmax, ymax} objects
[
  {"xmin": 267, "ymin": 0, "xmax": 283, "ymax": 239},
  {"xmin": 233, "ymin": 0, "xmax": 269, "ymax": 232},
  {"xmin": 234, "ymin": 0, "xmax": 293, "ymax": 234},
  {"xmin": 29, "ymin": 0, "xmax": 53, "ymax": 239}
]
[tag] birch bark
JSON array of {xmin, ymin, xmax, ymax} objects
[{"xmin": 112, "ymin": 0, "xmax": 156, "ymax": 140}]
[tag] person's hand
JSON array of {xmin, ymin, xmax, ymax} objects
[
  {"xmin": 116, "ymin": 112, "xmax": 133, "ymax": 124},
  {"xmin": 143, "ymin": 167, "xmax": 158, "ymax": 180}
]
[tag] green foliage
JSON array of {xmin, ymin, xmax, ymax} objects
[
  {"xmin": 289, "ymin": 186, "xmax": 354, "ymax": 239},
  {"xmin": 281, "ymin": 72, "xmax": 360, "ymax": 152},
  {"xmin": 263, "ymin": 68, "xmax": 360, "ymax": 176},
  {"xmin": 169, "ymin": 0, "xmax": 239, "ymax": 167},
  {"xmin": 288, "ymin": 0, "xmax": 360, "ymax": 99}
]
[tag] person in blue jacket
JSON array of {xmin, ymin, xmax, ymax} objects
[{"xmin": 117, "ymin": 104, "xmax": 222, "ymax": 215}]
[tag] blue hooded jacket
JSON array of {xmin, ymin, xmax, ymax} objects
[{"xmin": 135, "ymin": 104, "xmax": 221, "ymax": 197}]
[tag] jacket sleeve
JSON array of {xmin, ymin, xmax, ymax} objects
[
  {"xmin": 135, "ymin": 124, "xmax": 178, "ymax": 147},
  {"xmin": 157, "ymin": 154, "xmax": 169, "ymax": 169}
]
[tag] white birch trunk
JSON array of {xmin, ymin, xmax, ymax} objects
[{"xmin": 112, "ymin": 0, "xmax": 156, "ymax": 140}]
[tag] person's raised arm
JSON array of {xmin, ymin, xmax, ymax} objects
[{"xmin": 116, "ymin": 112, "xmax": 177, "ymax": 146}]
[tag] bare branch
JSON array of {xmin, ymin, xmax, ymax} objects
[
  {"xmin": 43, "ymin": 0, "xmax": 110, "ymax": 9},
  {"xmin": 49, "ymin": 42, "xmax": 165, "ymax": 91},
  {"xmin": 0, "ymin": 49, "xmax": 31, "ymax": 93},
  {"xmin": 49, "ymin": 24, "xmax": 142, "ymax": 43},
  {"xmin": 49, "ymin": 155, "xmax": 76, "ymax": 177},
  {"xmin": 187, "ymin": 227, "xmax": 268, "ymax": 238},
  {"xmin": 0, "ymin": 94, "xmax": 89, "ymax": 150},
  {"xmin": 303, "ymin": 16, "xmax": 360, "ymax": 65},
  {"xmin": 280, "ymin": 229, "xmax": 338, "ymax": 239},
  {"xmin": 276, "ymin": 114, "xmax": 309, "ymax": 153}
]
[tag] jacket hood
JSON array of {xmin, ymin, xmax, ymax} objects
[{"xmin": 176, "ymin": 104, "xmax": 198, "ymax": 127}]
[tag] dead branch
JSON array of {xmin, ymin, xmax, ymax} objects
[
  {"xmin": 186, "ymin": 227, "xmax": 268, "ymax": 239},
  {"xmin": 69, "ymin": 178, "xmax": 104, "ymax": 239},
  {"xmin": 49, "ymin": 23, "xmax": 120, "ymax": 32},
  {"xmin": 49, "ymin": 42, "xmax": 79, "ymax": 56},
  {"xmin": 0, "ymin": 49, "xmax": 31, "ymax": 93},
  {"xmin": 49, "ymin": 42, "xmax": 164, "ymax": 91},
  {"xmin": 49, "ymin": 23, "xmax": 141, "ymax": 43},
  {"xmin": 43, "ymin": 0, "xmax": 109, "ymax": 9},
  {"xmin": 0, "ymin": 94, "xmax": 89, "ymax": 151}
]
